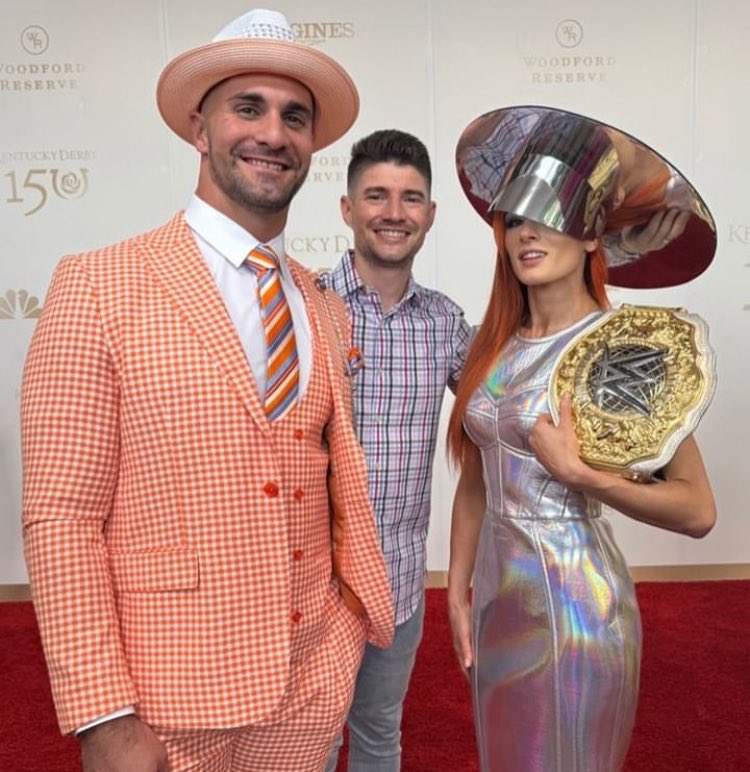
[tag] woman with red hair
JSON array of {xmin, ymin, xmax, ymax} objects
[{"xmin": 447, "ymin": 107, "xmax": 716, "ymax": 771}]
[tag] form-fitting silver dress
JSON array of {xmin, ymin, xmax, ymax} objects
[{"xmin": 465, "ymin": 314, "xmax": 642, "ymax": 772}]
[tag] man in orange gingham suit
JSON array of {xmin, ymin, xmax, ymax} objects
[{"xmin": 21, "ymin": 9, "xmax": 393, "ymax": 772}]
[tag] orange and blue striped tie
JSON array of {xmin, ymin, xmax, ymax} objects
[{"xmin": 246, "ymin": 245, "xmax": 299, "ymax": 420}]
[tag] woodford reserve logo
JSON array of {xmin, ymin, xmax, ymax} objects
[
  {"xmin": 310, "ymin": 154, "xmax": 349, "ymax": 184},
  {"xmin": 2, "ymin": 25, "xmax": 85, "ymax": 91},
  {"xmin": 21, "ymin": 25, "xmax": 49, "ymax": 55},
  {"xmin": 523, "ymin": 19, "xmax": 615, "ymax": 84},
  {"xmin": 295, "ymin": 22, "xmax": 353, "ymax": 188}
]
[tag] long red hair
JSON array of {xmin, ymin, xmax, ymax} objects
[{"xmin": 447, "ymin": 215, "xmax": 610, "ymax": 471}]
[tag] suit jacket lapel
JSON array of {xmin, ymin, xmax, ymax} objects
[
  {"xmin": 289, "ymin": 259, "xmax": 347, "ymax": 407},
  {"xmin": 138, "ymin": 213, "xmax": 270, "ymax": 434}
]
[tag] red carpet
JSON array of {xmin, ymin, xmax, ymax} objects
[{"xmin": 1, "ymin": 582, "xmax": 748, "ymax": 771}]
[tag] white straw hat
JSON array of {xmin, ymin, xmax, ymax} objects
[{"xmin": 156, "ymin": 9, "xmax": 359, "ymax": 151}]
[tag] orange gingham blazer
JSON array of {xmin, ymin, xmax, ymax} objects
[{"xmin": 21, "ymin": 213, "xmax": 394, "ymax": 734}]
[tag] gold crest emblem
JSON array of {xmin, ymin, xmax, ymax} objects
[{"xmin": 549, "ymin": 305, "xmax": 716, "ymax": 479}]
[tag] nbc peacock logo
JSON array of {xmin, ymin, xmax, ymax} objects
[{"xmin": 0, "ymin": 289, "xmax": 42, "ymax": 319}]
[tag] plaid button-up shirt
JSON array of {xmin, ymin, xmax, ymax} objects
[{"xmin": 325, "ymin": 251, "xmax": 471, "ymax": 625}]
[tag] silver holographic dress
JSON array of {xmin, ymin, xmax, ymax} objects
[{"xmin": 465, "ymin": 314, "xmax": 642, "ymax": 772}]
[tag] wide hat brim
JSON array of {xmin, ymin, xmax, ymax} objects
[
  {"xmin": 156, "ymin": 38, "xmax": 359, "ymax": 152},
  {"xmin": 455, "ymin": 105, "xmax": 717, "ymax": 289}
]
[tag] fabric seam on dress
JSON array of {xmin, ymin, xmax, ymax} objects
[
  {"xmin": 533, "ymin": 519, "xmax": 564, "ymax": 771},
  {"xmin": 591, "ymin": 519, "xmax": 628, "ymax": 771},
  {"xmin": 471, "ymin": 541, "xmax": 491, "ymax": 772}
]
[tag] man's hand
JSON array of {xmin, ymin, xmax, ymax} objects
[
  {"xmin": 79, "ymin": 715, "xmax": 169, "ymax": 772},
  {"xmin": 620, "ymin": 207, "xmax": 689, "ymax": 255}
]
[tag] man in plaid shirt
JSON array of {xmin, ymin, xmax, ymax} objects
[{"xmin": 324, "ymin": 130, "xmax": 471, "ymax": 771}]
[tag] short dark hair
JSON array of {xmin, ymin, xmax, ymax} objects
[{"xmin": 347, "ymin": 129, "xmax": 432, "ymax": 193}]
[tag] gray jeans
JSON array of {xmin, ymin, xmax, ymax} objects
[{"xmin": 325, "ymin": 595, "xmax": 425, "ymax": 772}]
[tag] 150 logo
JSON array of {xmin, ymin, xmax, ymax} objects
[{"xmin": 4, "ymin": 167, "xmax": 89, "ymax": 215}]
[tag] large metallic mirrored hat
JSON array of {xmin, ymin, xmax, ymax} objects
[{"xmin": 456, "ymin": 105, "xmax": 716, "ymax": 288}]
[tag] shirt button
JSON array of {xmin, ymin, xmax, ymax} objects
[
  {"xmin": 293, "ymin": 549, "xmax": 304, "ymax": 561},
  {"xmin": 291, "ymin": 611, "xmax": 302, "ymax": 624},
  {"xmin": 294, "ymin": 429, "xmax": 304, "ymax": 441},
  {"xmin": 293, "ymin": 488, "xmax": 304, "ymax": 501},
  {"xmin": 263, "ymin": 482, "xmax": 279, "ymax": 498}
]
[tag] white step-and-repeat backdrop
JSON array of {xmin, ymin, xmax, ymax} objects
[{"xmin": 1, "ymin": 0, "xmax": 747, "ymax": 583}]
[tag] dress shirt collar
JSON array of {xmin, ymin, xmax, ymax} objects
[
  {"xmin": 185, "ymin": 194, "xmax": 289, "ymax": 276},
  {"xmin": 332, "ymin": 250, "xmax": 423, "ymax": 307}
]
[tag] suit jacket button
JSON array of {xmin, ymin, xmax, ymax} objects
[
  {"xmin": 263, "ymin": 482, "xmax": 279, "ymax": 497},
  {"xmin": 293, "ymin": 488, "xmax": 304, "ymax": 501},
  {"xmin": 291, "ymin": 611, "xmax": 302, "ymax": 624}
]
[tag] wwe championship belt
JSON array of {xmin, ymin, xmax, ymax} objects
[{"xmin": 549, "ymin": 305, "xmax": 716, "ymax": 480}]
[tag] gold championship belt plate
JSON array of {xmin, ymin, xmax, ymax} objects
[{"xmin": 549, "ymin": 305, "xmax": 716, "ymax": 480}]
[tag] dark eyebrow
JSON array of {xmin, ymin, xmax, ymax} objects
[
  {"xmin": 230, "ymin": 91, "xmax": 264, "ymax": 103},
  {"xmin": 230, "ymin": 92, "xmax": 313, "ymax": 119},
  {"xmin": 361, "ymin": 186, "xmax": 427, "ymax": 199},
  {"xmin": 284, "ymin": 100, "xmax": 314, "ymax": 120}
]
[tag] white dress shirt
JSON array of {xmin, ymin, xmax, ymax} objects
[{"xmin": 185, "ymin": 194, "xmax": 312, "ymax": 398}]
